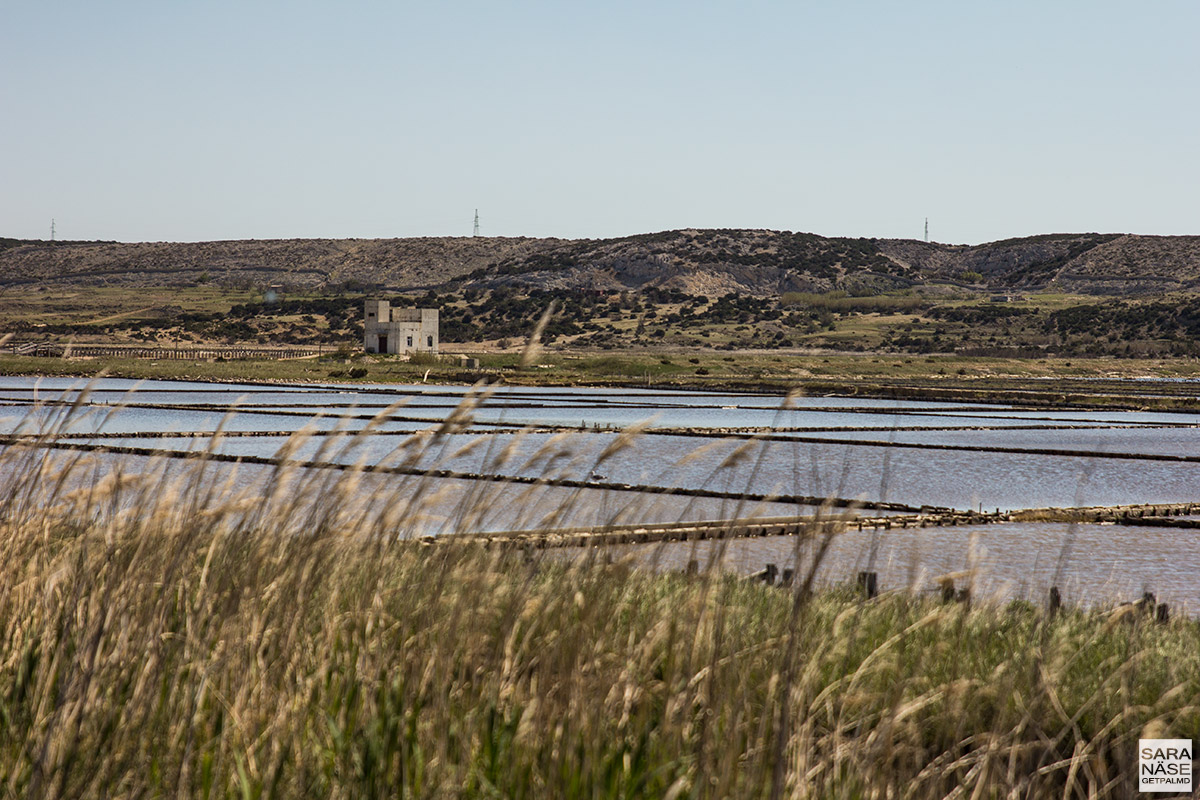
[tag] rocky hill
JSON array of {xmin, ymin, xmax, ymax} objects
[
  {"xmin": 0, "ymin": 237, "xmax": 567, "ymax": 291},
  {"xmin": 2, "ymin": 230, "xmax": 1198, "ymax": 296}
]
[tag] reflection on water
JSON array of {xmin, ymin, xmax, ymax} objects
[
  {"xmin": 3, "ymin": 376, "xmax": 1200, "ymax": 513},
  {"xmin": 44, "ymin": 429, "xmax": 1200, "ymax": 513},
  {"xmin": 805, "ymin": 425, "xmax": 1200, "ymax": 457}
]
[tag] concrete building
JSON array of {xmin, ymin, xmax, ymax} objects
[{"xmin": 363, "ymin": 300, "xmax": 439, "ymax": 355}]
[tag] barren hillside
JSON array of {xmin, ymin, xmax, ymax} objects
[
  {"xmin": 2, "ymin": 230, "xmax": 1197, "ymax": 296},
  {"xmin": 0, "ymin": 237, "xmax": 571, "ymax": 290}
]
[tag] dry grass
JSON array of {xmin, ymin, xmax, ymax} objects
[{"xmin": 1, "ymin": 392, "xmax": 1198, "ymax": 798}]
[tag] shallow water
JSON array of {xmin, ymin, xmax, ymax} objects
[
  {"xmin": 6, "ymin": 376, "xmax": 1200, "ymax": 615},
  {"xmin": 595, "ymin": 522, "xmax": 1200, "ymax": 614},
  {"xmin": 4, "ymin": 377, "xmax": 1200, "ymax": 512},
  {"xmin": 0, "ymin": 446, "xmax": 816, "ymax": 536},
  {"xmin": 38, "ymin": 428, "xmax": 1200, "ymax": 512}
]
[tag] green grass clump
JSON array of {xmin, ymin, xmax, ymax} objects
[
  {"xmin": 1, "ymin": 404, "xmax": 1197, "ymax": 797},
  {"xmin": 781, "ymin": 290, "xmax": 929, "ymax": 314}
]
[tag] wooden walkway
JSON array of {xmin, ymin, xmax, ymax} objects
[{"xmin": 444, "ymin": 502, "xmax": 1200, "ymax": 549}]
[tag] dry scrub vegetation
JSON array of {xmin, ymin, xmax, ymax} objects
[{"xmin": 1, "ymin": 392, "xmax": 1198, "ymax": 798}]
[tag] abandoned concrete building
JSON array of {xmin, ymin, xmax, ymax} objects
[{"xmin": 363, "ymin": 300, "xmax": 439, "ymax": 355}]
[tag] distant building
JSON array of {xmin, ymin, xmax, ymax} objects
[{"xmin": 363, "ymin": 300, "xmax": 439, "ymax": 355}]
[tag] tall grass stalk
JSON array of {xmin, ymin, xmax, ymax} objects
[{"xmin": 0, "ymin": 394, "xmax": 1197, "ymax": 798}]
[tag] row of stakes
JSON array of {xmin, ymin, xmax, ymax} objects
[{"xmin": 742, "ymin": 565, "xmax": 1171, "ymax": 623}]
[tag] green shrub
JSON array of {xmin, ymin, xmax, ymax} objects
[{"xmin": 408, "ymin": 351, "xmax": 441, "ymax": 366}]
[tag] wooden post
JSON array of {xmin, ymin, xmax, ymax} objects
[
  {"xmin": 857, "ymin": 571, "xmax": 878, "ymax": 599},
  {"xmin": 1048, "ymin": 586, "xmax": 1061, "ymax": 618},
  {"xmin": 939, "ymin": 578, "xmax": 955, "ymax": 603},
  {"xmin": 1138, "ymin": 591, "xmax": 1157, "ymax": 618}
]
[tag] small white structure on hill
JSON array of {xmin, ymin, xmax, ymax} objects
[{"xmin": 363, "ymin": 300, "xmax": 439, "ymax": 355}]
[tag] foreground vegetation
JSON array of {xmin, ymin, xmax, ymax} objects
[{"xmin": 1, "ymin": 402, "xmax": 1198, "ymax": 797}]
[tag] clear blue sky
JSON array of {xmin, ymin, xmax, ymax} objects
[{"xmin": 3, "ymin": 1, "xmax": 1197, "ymax": 244}]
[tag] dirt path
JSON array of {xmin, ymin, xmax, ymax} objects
[{"xmin": 84, "ymin": 305, "xmax": 156, "ymax": 324}]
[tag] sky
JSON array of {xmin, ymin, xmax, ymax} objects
[{"xmin": 3, "ymin": 1, "xmax": 1197, "ymax": 245}]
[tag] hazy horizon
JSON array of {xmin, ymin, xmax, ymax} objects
[{"xmin": 4, "ymin": 226, "xmax": 1190, "ymax": 249}]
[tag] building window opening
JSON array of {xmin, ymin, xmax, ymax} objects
[
  {"xmin": 406, "ymin": 336, "xmax": 413, "ymax": 347},
  {"xmin": 427, "ymin": 335, "xmax": 433, "ymax": 347}
]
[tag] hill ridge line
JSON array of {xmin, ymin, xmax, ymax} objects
[{"xmin": 3, "ymin": 229, "xmax": 1199, "ymax": 296}]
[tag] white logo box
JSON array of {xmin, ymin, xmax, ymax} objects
[{"xmin": 1139, "ymin": 738, "xmax": 1192, "ymax": 793}]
